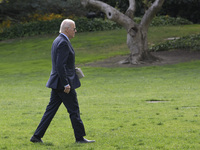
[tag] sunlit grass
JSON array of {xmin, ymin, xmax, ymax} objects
[
  {"xmin": 0, "ymin": 25, "xmax": 200, "ymax": 149},
  {"xmin": 1, "ymin": 62, "xmax": 200, "ymax": 149}
]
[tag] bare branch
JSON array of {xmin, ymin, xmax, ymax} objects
[
  {"xmin": 140, "ymin": 0, "xmax": 165, "ymax": 29},
  {"xmin": 81, "ymin": 0, "xmax": 137, "ymax": 30},
  {"xmin": 125, "ymin": 0, "xmax": 136, "ymax": 19},
  {"xmin": 81, "ymin": 0, "xmax": 163, "ymax": 64}
]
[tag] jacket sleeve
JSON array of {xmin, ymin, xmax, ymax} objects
[{"xmin": 56, "ymin": 41, "xmax": 70, "ymax": 87}]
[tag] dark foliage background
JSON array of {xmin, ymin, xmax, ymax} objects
[
  {"xmin": 0, "ymin": 16, "xmax": 192, "ymax": 41},
  {"xmin": 0, "ymin": 0, "xmax": 85, "ymax": 23},
  {"xmin": 0, "ymin": 0, "xmax": 200, "ymax": 23},
  {"xmin": 100, "ymin": 0, "xmax": 200, "ymax": 23}
]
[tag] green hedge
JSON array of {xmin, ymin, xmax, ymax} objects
[
  {"xmin": 151, "ymin": 16, "xmax": 193, "ymax": 26},
  {"xmin": 150, "ymin": 34, "xmax": 200, "ymax": 51},
  {"xmin": 0, "ymin": 18, "xmax": 121, "ymax": 41},
  {"xmin": 75, "ymin": 18, "xmax": 121, "ymax": 32},
  {"xmin": 134, "ymin": 16, "xmax": 193, "ymax": 26},
  {"xmin": 0, "ymin": 16, "xmax": 193, "ymax": 41}
]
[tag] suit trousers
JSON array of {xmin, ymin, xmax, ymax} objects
[{"xmin": 34, "ymin": 89, "xmax": 86, "ymax": 139}]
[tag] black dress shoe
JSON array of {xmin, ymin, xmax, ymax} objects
[
  {"xmin": 76, "ymin": 138, "xmax": 95, "ymax": 143},
  {"xmin": 30, "ymin": 135, "xmax": 43, "ymax": 143}
]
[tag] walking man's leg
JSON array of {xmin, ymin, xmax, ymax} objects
[{"xmin": 30, "ymin": 89, "xmax": 62, "ymax": 143}]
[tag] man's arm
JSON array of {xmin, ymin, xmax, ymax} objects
[{"xmin": 56, "ymin": 42, "xmax": 70, "ymax": 88}]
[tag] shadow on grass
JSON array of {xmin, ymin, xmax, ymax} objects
[{"xmin": 145, "ymin": 99, "xmax": 170, "ymax": 103}]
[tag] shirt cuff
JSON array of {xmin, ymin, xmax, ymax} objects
[{"xmin": 64, "ymin": 84, "xmax": 69, "ymax": 88}]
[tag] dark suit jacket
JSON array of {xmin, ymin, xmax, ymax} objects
[{"xmin": 46, "ymin": 34, "xmax": 81, "ymax": 90}]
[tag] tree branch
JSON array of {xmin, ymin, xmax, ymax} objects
[
  {"xmin": 125, "ymin": 0, "xmax": 136, "ymax": 19},
  {"xmin": 140, "ymin": 0, "xmax": 165, "ymax": 29},
  {"xmin": 81, "ymin": 0, "xmax": 137, "ymax": 29}
]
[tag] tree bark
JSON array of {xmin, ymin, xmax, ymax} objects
[{"xmin": 81, "ymin": 0, "xmax": 165, "ymax": 64}]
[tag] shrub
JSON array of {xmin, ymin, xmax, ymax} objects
[
  {"xmin": 0, "ymin": 19, "xmax": 63, "ymax": 40},
  {"xmin": 27, "ymin": 13, "xmax": 63, "ymax": 22},
  {"xmin": 151, "ymin": 16, "xmax": 193, "ymax": 26},
  {"xmin": 75, "ymin": 18, "xmax": 121, "ymax": 32},
  {"xmin": 0, "ymin": 20, "xmax": 12, "ymax": 30},
  {"xmin": 134, "ymin": 16, "xmax": 193, "ymax": 26},
  {"xmin": 150, "ymin": 34, "xmax": 200, "ymax": 51},
  {"xmin": 0, "ymin": 16, "xmax": 193, "ymax": 41},
  {"xmin": 0, "ymin": 17, "xmax": 121, "ymax": 41}
]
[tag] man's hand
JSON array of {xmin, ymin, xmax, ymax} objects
[{"xmin": 64, "ymin": 85, "xmax": 71, "ymax": 94}]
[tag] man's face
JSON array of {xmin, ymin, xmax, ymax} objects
[{"xmin": 67, "ymin": 23, "xmax": 77, "ymax": 39}]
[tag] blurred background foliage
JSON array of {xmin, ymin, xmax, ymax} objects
[
  {"xmin": 0, "ymin": 0, "xmax": 199, "ymax": 41},
  {"xmin": 1, "ymin": 0, "xmax": 199, "ymax": 25}
]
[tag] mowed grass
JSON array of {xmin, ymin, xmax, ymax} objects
[{"xmin": 0, "ymin": 25, "xmax": 200, "ymax": 150}]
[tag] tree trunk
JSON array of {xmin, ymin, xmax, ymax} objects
[
  {"xmin": 81, "ymin": 0, "xmax": 165, "ymax": 64},
  {"xmin": 119, "ymin": 25, "xmax": 159, "ymax": 64}
]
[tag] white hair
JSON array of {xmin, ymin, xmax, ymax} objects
[{"xmin": 59, "ymin": 19, "xmax": 75, "ymax": 33}]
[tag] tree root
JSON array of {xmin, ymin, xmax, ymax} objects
[{"xmin": 119, "ymin": 52, "xmax": 161, "ymax": 65}]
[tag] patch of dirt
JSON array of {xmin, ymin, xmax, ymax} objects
[{"xmin": 85, "ymin": 50, "xmax": 200, "ymax": 67}]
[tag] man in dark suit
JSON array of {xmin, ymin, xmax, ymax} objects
[{"xmin": 30, "ymin": 19, "xmax": 95, "ymax": 144}]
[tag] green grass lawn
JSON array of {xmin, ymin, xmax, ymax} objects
[{"xmin": 0, "ymin": 25, "xmax": 200, "ymax": 150}]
